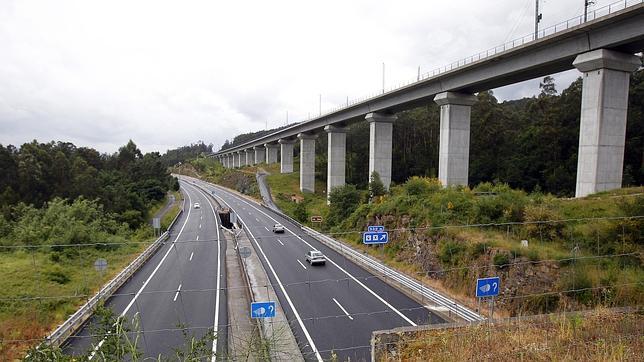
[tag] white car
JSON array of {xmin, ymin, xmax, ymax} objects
[
  {"xmin": 272, "ymin": 223, "xmax": 285, "ymax": 233},
  {"xmin": 305, "ymin": 250, "xmax": 326, "ymax": 266},
  {"xmin": 194, "ymin": 203, "xmax": 200, "ymax": 209}
]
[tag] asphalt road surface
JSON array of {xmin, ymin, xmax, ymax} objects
[
  {"xmin": 184, "ymin": 176, "xmax": 445, "ymax": 362},
  {"xmin": 63, "ymin": 181, "xmax": 227, "ymax": 360}
]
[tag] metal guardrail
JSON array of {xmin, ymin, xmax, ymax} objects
[
  {"xmin": 211, "ymin": 180, "xmax": 484, "ymax": 323},
  {"xmin": 45, "ymin": 207, "xmax": 185, "ymax": 348},
  {"xmin": 301, "ymin": 226, "xmax": 484, "ymax": 323}
]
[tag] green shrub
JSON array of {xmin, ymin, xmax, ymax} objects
[
  {"xmin": 405, "ymin": 177, "xmax": 441, "ymax": 196},
  {"xmin": 493, "ymin": 252, "xmax": 510, "ymax": 268},
  {"xmin": 470, "ymin": 242, "xmax": 489, "ymax": 258},
  {"xmin": 293, "ymin": 202, "xmax": 308, "ymax": 223},
  {"xmin": 560, "ymin": 268, "xmax": 594, "ymax": 305},
  {"xmin": 439, "ymin": 240, "xmax": 466, "ymax": 265},
  {"xmin": 328, "ymin": 185, "xmax": 362, "ymax": 226},
  {"xmin": 369, "ymin": 172, "xmax": 386, "ymax": 198},
  {"xmin": 47, "ymin": 270, "xmax": 70, "ymax": 284},
  {"xmin": 523, "ymin": 204, "xmax": 564, "ymax": 241}
]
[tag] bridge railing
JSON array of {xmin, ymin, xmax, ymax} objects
[
  {"xmin": 318, "ymin": 0, "xmax": 643, "ymax": 118},
  {"xmin": 214, "ymin": 0, "xmax": 642, "ymax": 155}
]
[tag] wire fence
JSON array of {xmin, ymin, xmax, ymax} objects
[
  {"xmin": 2, "ymin": 284, "xmax": 642, "ymax": 346},
  {"xmin": 1, "ymin": 214, "xmax": 641, "ymax": 249},
  {"xmin": 0, "ymin": 252, "xmax": 639, "ymax": 304},
  {"xmin": 2, "ymin": 204, "xmax": 642, "ymax": 358}
]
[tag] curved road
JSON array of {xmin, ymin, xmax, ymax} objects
[
  {"xmin": 184, "ymin": 176, "xmax": 444, "ymax": 362},
  {"xmin": 64, "ymin": 181, "xmax": 227, "ymax": 359}
]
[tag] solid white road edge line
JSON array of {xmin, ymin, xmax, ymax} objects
[
  {"xmin": 184, "ymin": 183, "xmax": 222, "ymax": 362},
  {"xmin": 173, "ymin": 284, "xmax": 182, "ymax": 302},
  {"xmin": 207, "ymin": 189, "xmax": 323, "ymax": 362},
  {"xmin": 297, "ymin": 259, "xmax": 307, "ymax": 270},
  {"xmin": 333, "ymin": 298, "xmax": 353, "ymax": 321},
  {"xmin": 206, "ymin": 181, "xmax": 417, "ymax": 327},
  {"xmin": 90, "ymin": 183, "xmax": 194, "ymax": 359}
]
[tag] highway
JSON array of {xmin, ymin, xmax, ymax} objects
[
  {"xmin": 63, "ymin": 181, "xmax": 227, "ymax": 359},
  {"xmin": 183, "ymin": 176, "xmax": 445, "ymax": 361}
]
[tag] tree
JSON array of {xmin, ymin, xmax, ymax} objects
[
  {"xmin": 327, "ymin": 185, "xmax": 361, "ymax": 226},
  {"xmin": 293, "ymin": 201, "xmax": 308, "ymax": 223},
  {"xmin": 369, "ymin": 171, "xmax": 386, "ymax": 200},
  {"xmin": 539, "ymin": 76, "xmax": 557, "ymax": 97}
]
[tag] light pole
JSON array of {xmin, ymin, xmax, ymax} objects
[{"xmin": 534, "ymin": 0, "xmax": 542, "ymax": 40}]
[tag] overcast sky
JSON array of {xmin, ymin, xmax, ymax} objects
[{"xmin": 0, "ymin": 0, "xmax": 614, "ymax": 153}]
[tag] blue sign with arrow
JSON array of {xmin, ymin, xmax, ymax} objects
[
  {"xmin": 363, "ymin": 231, "xmax": 388, "ymax": 244},
  {"xmin": 367, "ymin": 225, "xmax": 385, "ymax": 232},
  {"xmin": 251, "ymin": 301, "xmax": 276, "ymax": 318},
  {"xmin": 476, "ymin": 276, "xmax": 500, "ymax": 298}
]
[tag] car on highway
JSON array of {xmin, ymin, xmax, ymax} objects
[
  {"xmin": 272, "ymin": 223, "xmax": 285, "ymax": 233},
  {"xmin": 193, "ymin": 202, "xmax": 200, "ymax": 209},
  {"xmin": 305, "ymin": 250, "xmax": 326, "ymax": 265}
]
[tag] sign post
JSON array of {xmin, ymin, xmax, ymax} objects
[
  {"xmin": 362, "ymin": 231, "xmax": 388, "ymax": 244},
  {"xmin": 251, "ymin": 301, "xmax": 276, "ymax": 318},
  {"xmin": 152, "ymin": 217, "xmax": 161, "ymax": 236},
  {"xmin": 476, "ymin": 276, "xmax": 500, "ymax": 320},
  {"xmin": 310, "ymin": 215, "xmax": 323, "ymax": 225}
]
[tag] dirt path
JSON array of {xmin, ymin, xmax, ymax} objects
[
  {"xmin": 150, "ymin": 193, "xmax": 177, "ymax": 225},
  {"xmin": 255, "ymin": 168, "xmax": 279, "ymax": 211}
]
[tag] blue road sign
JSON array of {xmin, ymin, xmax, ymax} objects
[
  {"xmin": 476, "ymin": 277, "xmax": 500, "ymax": 298},
  {"xmin": 363, "ymin": 231, "xmax": 389, "ymax": 244},
  {"xmin": 367, "ymin": 225, "xmax": 385, "ymax": 232},
  {"xmin": 251, "ymin": 301, "xmax": 276, "ymax": 318}
]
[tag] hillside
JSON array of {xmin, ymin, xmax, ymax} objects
[
  {"xmin": 375, "ymin": 308, "xmax": 643, "ymax": 361},
  {"xmin": 184, "ymin": 156, "xmax": 643, "ymax": 317}
]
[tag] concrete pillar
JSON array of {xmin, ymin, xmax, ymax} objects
[
  {"xmin": 265, "ymin": 143, "xmax": 279, "ymax": 164},
  {"xmin": 298, "ymin": 133, "xmax": 317, "ymax": 193},
  {"xmin": 434, "ymin": 92, "xmax": 477, "ymax": 187},
  {"xmin": 572, "ymin": 49, "xmax": 640, "ymax": 197},
  {"xmin": 325, "ymin": 125, "xmax": 347, "ymax": 199},
  {"xmin": 245, "ymin": 149, "xmax": 254, "ymax": 166},
  {"xmin": 278, "ymin": 139, "xmax": 296, "ymax": 173},
  {"xmin": 231, "ymin": 153, "xmax": 238, "ymax": 168},
  {"xmin": 254, "ymin": 146, "xmax": 266, "ymax": 165},
  {"xmin": 366, "ymin": 112, "xmax": 396, "ymax": 190},
  {"xmin": 227, "ymin": 155, "xmax": 233, "ymax": 168},
  {"xmin": 237, "ymin": 151, "xmax": 245, "ymax": 167}
]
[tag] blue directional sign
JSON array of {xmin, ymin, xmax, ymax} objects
[
  {"xmin": 367, "ymin": 225, "xmax": 385, "ymax": 232},
  {"xmin": 476, "ymin": 277, "xmax": 500, "ymax": 298},
  {"xmin": 251, "ymin": 301, "xmax": 276, "ymax": 318},
  {"xmin": 363, "ymin": 231, "xmax": 389, "ymax": 244}
]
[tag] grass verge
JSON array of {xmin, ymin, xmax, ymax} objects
[{"xmin": 376, "ymin": 308, "xmax": 643, "ymax": 361}]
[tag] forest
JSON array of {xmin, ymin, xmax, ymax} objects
[
  {"xmin": 220, "ymin": 71, "xmax": 643, "ymax": 197},
  {"xmin": 0, "ymin": 140, "xmax": 178, "ymax": 244}
]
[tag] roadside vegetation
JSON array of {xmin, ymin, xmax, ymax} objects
[
  {"xmin": 376, "ymin": 308, "xmax": 643, "ymax": 361},
  {"xmin": 172, "ymin": 156, "xmax": 261, "ymax": 199},
  {"xmin": 324, "ymin": 180, "xmax": 643, "ymax": 316},
  {"xmin": 0, "ymin": 140, "xmax": 183, "ymax": 359},
  {"xmin": 204, "ymin": 74, "xmax": 644, "ymax": 317}
]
